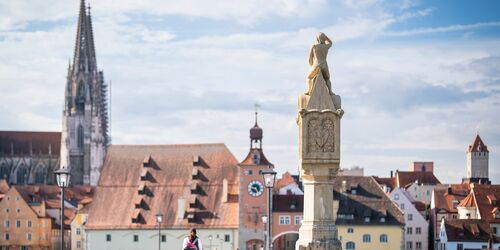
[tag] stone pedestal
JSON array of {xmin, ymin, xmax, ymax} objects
[{"xmin": 296, "ymin": 72, "xmax": 343, "ymax": 250}]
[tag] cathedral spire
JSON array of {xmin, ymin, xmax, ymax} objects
[{"xmin": 73, "ymin": 0, "xmax": 96, "ymax": 73}]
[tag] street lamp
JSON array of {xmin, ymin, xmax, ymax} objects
[
  {"xmin": 54, "ymin": 167, "xmax": 71, "ymax": 250},
  {"xmin": 208, "ymin": 235, "xmax": 213, "ymax": 250},
  {"xmin": 261, "ymin": 215, "xmax": 268, "ymax": 250},
  {"xmin": 156, "ymin": 213, "xmax": 163, "ymax": 250},
  {"xmin": 261, "ymin": 169, "xmax": 276, "ymax": 250}
]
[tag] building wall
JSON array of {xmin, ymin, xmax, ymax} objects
[
  {"xmin": 71, "ymin": 213, "xmax": 88, "ymax": 250},
  {"xmin": 467, "ymin": 151, "xmax": 488, "ymax": 179},
  {"xmin": 390, "ymin": 188, "xmax": 428, "ymax": 250},
  {"xmin": 337, "ymin": 225, "xmax": 404, "ymax": 250},
  {"xmin": 87, "ymin": 228, "xmax": 238, "ymax": 250},
  {"xmin": 238, "ymin": 161, "xmax": 270, "ymax": 250},
  {"xmin": 406, "ymin": 183, "xmax": 438, "ymax": 206},
  {"xmin": 0, "ymin": 188, "xmax": 53, "ymax": 249}
]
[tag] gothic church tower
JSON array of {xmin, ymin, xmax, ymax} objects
[{"xmin": 60, "ymin": 0, "xmax": 108, "ymax": 185}]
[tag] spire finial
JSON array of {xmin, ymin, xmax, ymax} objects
[{"xmin": 254, "ymin": 103, "xmax": 260, "ymax": 126}]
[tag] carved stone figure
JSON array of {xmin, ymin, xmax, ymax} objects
[
  {"xmin": 307, "ymin": 118, "xmax": 335, "ymax": 153},
  {"xmin": 306, "ymin": 32, "xmax": 333, "ymax": 95}
]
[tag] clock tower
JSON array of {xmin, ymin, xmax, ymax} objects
[{"xmin": 238, "ymin": 109, "xmax": 274, "ymax": 250}]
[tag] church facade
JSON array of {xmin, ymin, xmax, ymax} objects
[{"xmin": 0, "ymin": 0, "xmax": 108, "ymax": 185}]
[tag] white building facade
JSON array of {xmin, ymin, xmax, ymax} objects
[{"xmin": 390, "ymin": 188, "xmax": 428, "ymax": 250}]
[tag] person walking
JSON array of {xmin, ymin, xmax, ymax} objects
[{"xmin": 183, "ymin": 228, "xmax": 203, "ymax": 250}]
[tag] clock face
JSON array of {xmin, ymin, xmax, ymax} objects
[{"xmin": 247, "ymin": 180, "xmax": 264, "ymax": 197}]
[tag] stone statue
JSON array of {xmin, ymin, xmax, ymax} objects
[{"xmin": 306, "ymin": 32, "xmax": 332, "ymax": 95}]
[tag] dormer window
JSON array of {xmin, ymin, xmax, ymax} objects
[
  {"xmin": 380, "ymin": 217, "xmax": 386, "ymax": 222},
  {"xmin": 364, "ymin": 217, "xmax": 370, "ymax": 223},
  {"xmin": 351, "ymin": 188, "xmax": 357, "ymax": 195},
  {"xmin": 452, "ymin": 200, "xmax": 459, "ymax": 209}
]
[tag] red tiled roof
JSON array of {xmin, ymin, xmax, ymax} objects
[
  {"xmin": 413, "ymin": 201, "xmax": 427, "ymax": 212},
  {"xmin": 444, "ymin": 219, "xmax": 500, "ymax": 242},
  {"xmin": 433, "ymin": 184, "xmax": 471, "ymax": 213},
  {"xmin": 87, "ymin": 144, "xmax": 239, "ymax": 230},
  {"xmin": 471, "ymin": 185, "xmax": 500, "ymax": 223},
  {"xmin": 469, "ymin": 134, "xmax": 489, "ymax": 153},
  {"xmin": 458, "ymin": 192, "xmax": 477, "ymax": 208},
  {"xmin": 240, "ymin": 148, "xmax": 273, "ymax": 166},
  {"xmin": 0, "ymin": 179, "xmax": 9, "ymax": 194},
  {"xmin": 0, "ymin": 131, "xmax": 61, "ymax": 155},
  {"xmin": 373, "ymin": 176, "xmax": 396, "ymax": 190},
  {"xmin": 274, "ymin": 172, "xmax": 297, "ymax": 191},
  {"xmin": 395, "ymin": 171, "xmax": 441, "ymax": 188}
]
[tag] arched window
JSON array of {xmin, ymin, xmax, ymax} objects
[
  {"xmin": 35, "ymin": 169, "xmax": 46, "ymax": 184},
  {"xmin": 380, "ymin": 234, "xmax": 388, "ymax": 243},
  {"xmin": 0, "ymin": 164, "xmax": 9, "ymax": 180},
  {"xmin": 362, "ymin": 234, "xmax": 371, "ymax": 243},
  {"xmin": 346, "ymin": 241, "xmax": 355, "ymax": 250},
  {"xmin": 77, "ymin": 125, "xmax": 84, "ymax": 148},
  {"xmin": 16, "ymin": 166, "xmax": 28, "ymax": 184}
]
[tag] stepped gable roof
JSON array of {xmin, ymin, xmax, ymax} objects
[
  {"xmin": 433, "ymin": 184, "xmax": 471, "ymax": 213},
  {"xmin": 470, "ymin": 185, "xmax": 500, "ymax": 223},
  {"xmin": 0, "ymin": 131, "xmax": 61, "ymax": 156},
  {"xmin": 87, "ymin": 144, "xmax": 239, "ymax": 230},
  {"xmin": 395, "ymin": 171, "xmax": 441, "ymax": 188},
  {"xmin": 273, "ymin": 194, "xmax": 304, "ymax": 212},
  {"xmin": 240, "ymin": 148, "xmax": 273, "ymax": 166},
  {"xmin": 469, "ymin": 134, "xmax": 489, "ymax": 153},
  {"xmin": 444, "ymin": 219, "xmax": 500, "ymax": 242},
  {"xmin": 333, "ymin": 176, "xmax": 404, "ymax": 226}
]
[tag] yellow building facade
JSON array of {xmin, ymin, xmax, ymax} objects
[{"xmin": 338, "ymin": 225, "xmax": 404, "ymax": 250}]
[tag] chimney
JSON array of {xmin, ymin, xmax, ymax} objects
[
  {"xmin": 390, "ymin": 170, "xmax": 393, "ymax": 179},
  {"xmin": 222, "ymin": 179, "xmax": 228, "ymax": 203}
]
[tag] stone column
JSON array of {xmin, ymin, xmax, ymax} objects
[{"xmin": 295, "ymin": 69, "xmax": 343, "ymax": 250}]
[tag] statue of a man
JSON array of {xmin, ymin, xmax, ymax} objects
[{"xmin": 305, "ymin": 32, "xmax": 333, "ymax": 95}]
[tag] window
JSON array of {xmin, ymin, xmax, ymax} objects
[
  {"xmin": 364, "ymin": 217, "xmax": 370, "ymax": 223},
  {"xmin": 407, "ymin": 241, "xmax": 413, "ymax": 249},
  {"xmin": 161, "ymin": 234, "xmax": 166, "ymax": 242},
  {"xmin": 27, "ymin": 220, "xmax": 32, "ymax": 228},
  {"xmin": 225, "ymin": 234, "xmax": 230, "ymax": 242},
  {"xmin": 16, "ymin": 220, "xmax": 21, "ymax": 228},
  {"xmin": 466, "ymin": 213, "xmax": 471, "ymax": 219},
  {"xmin": 77, "ymin": 240, "xmax": 82, "ymax": 248},
  {"xmin": 295, "ymin": 216, "xmax": 302, "ymax": 225},
  {"xmin": 4, "ymin": 233, "xmax": 9, "ymax": 240},
  {"xmin": 380, "ymin": 234, "xmax": 388, "ymax": 243},
  {"xmin": 408, "ymin": 214, "xmax": 413, "ymax": 221},
  {"xmin": 21, "ymin": 247, "xmax": 28, "ymax": 250},
  {"xmin": 4, "ymin": 220, "xmax": 9, "ymax": 228},
  {"xmin": 347, "ymin": 228, "xmax": 354, "ymax": 233},
  {"xmin": 394, "ymin": 194, "xmax": 399, "ymax": 200},
  {"xmin": 416, "ymin": 227, "xmax": 421, "ymax": 234},
  {"xmin": 380, "ymin": 217, "xmax": 386, "ymax": 222},
  {"xmin": 27, "ymin": 233, "xmax": 32, "ymax": 241},
  {"xmin": 407, "ymin": 227, "xmax": 412, "ymax": 234},
  {"xmin": 106, "ymin": 234, "xmax": 111, "ymax": 242},
  {"xmin": 77, "ymin": 125, "xmax": 84, "ymax": 148},
  {"xmin": 362, "ymin": 234, "xmax": 371, "ymax": 243},
  {"xmin": 346, "ymin": 241, "xmax": 355, "ymax": 250},
  {"xmin": 494, "ymin": 227, "xmax": 497, "ymax": 234},
  {"xmin": 16, "ymin": 208, "xmax": 20, "ymax": 213},
  {"xmin": 457, "ymin": 244, "xmax": 463, "ymax": 250},
  {"xmin": 400, "ymin": 203, "xmax": 405, "ymax": 210},
  {"xmin": 416, "ymin": 242, "xmax": 422, "ymax": 249},
  {"xmin": 76, "ymin": 228, "xmax": 81, "ymax": 235},
  {"xmin": 133, "ymin": 235, "xmax": 139, "ymax": 242},
  {"xmin": 279, "ymin": 215, "xmax": 291, "ymax": 225},
  {"xmin": 5, "ymin": 208, "xmax": 8, "ymax": 213}
]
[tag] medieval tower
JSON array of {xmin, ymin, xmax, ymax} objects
[
  {"xmin": 465, "ymin": 134, "xmax": 490, "ymax": 184},
  {"xmin": 60, "ymin": 0, "xmax": 108, "ymax": 185}
]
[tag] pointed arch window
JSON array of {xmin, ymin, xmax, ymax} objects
[
  {"xmin": 0, "ymin": 164, "xmax": 9, "ymax": 180},
  {"xmin": 16, "ymin": 165, "xmax": 28, "ymax": 184},
  {"xmin": 78, "ymin": 125, "xmax": 84, "ymax": 149},
  {"xmin": 35, "ymin": 168, "xmax": 47, "ymax": 184}
]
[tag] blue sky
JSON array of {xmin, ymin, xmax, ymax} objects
[{"xmin": 0, "ymin": 0, "xmax": 499, "ymax": 183}]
